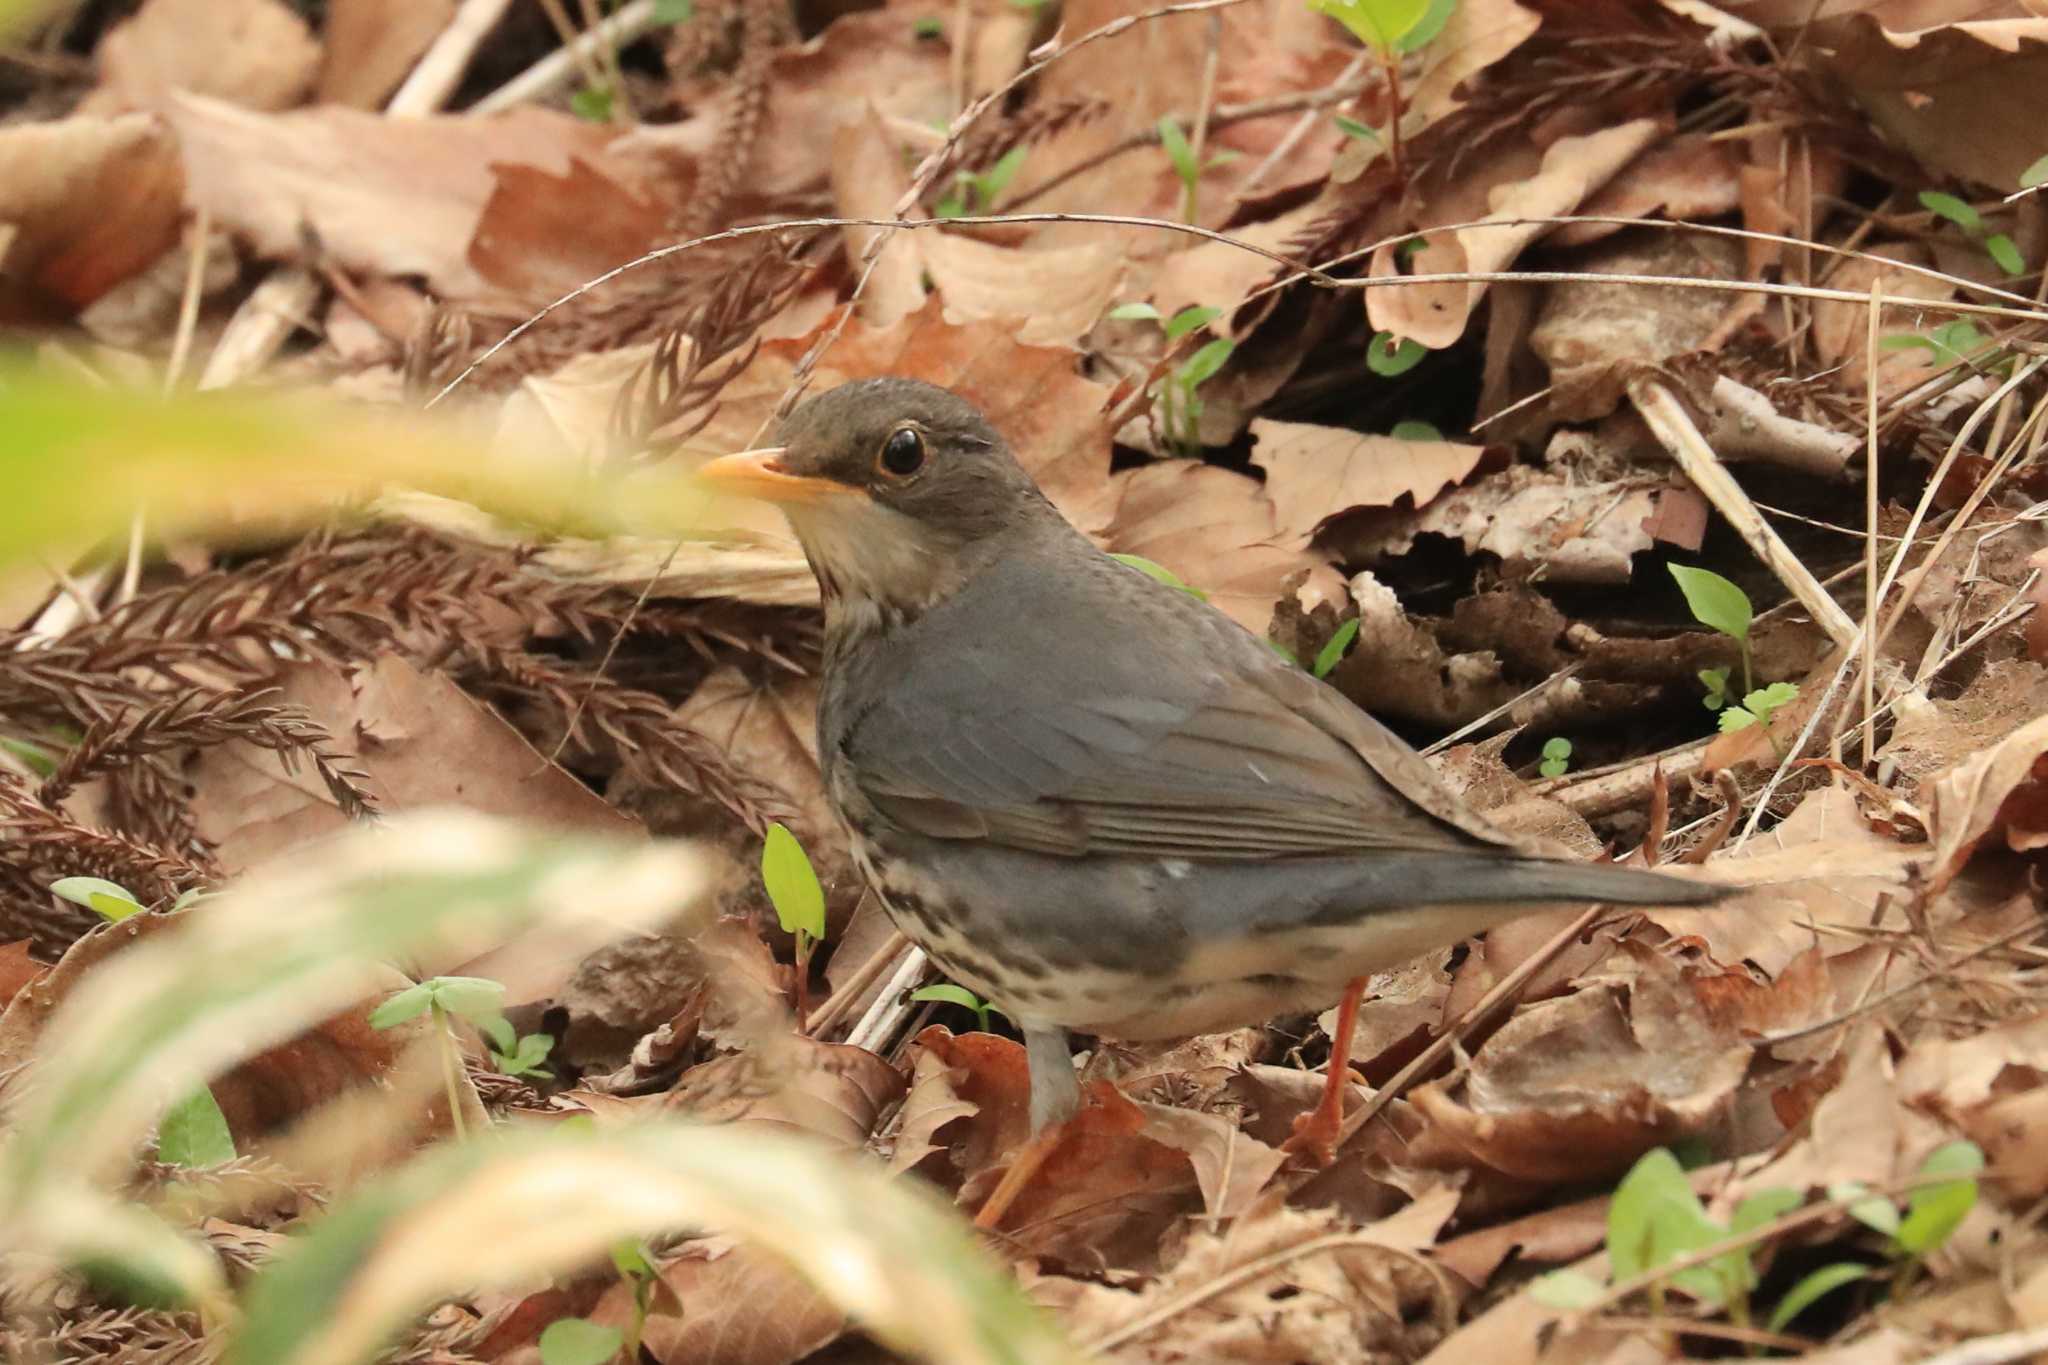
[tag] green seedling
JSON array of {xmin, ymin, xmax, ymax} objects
[
  {"xmin": 1367, "ymin": 330, "xmax": 1425, "ymax": 377},
  {"xmin": 539, "ymin": 1316, "xmax": 622, "ymax": 1365},
  {"xmin": 1669, "ymin": 564, "xmax": 1799, "ymax": 738},
  {"xmin": 372, "ymin": 974, "xmax": 538, "ymax": 1139},
  {"xmin": 910, "ymin": 982, "xmax": 1008, "ymax": 1032},
  {"xmin": 570, "ymin": 84, "xmax": 615, "ymax": 123},
  {"xmin": 1880, "ymin": 318, "xmax": 2007, "ymax": 377},
  {"xmin": 2024, "ymin": 154, "xmax": 2048, "ymax": 190},
  {"xmin": 1334, "ymin": 114, "xmax": 1379, "ymax": 143},
  {"xmin": 1389, "ymin": 419, "xmax": 1442, "ymax": 441},
  {"xmin": 1106, "ymin": 302, "xmax": 1237, "ymax": 454},
  {"xmin": 1313, "ymin": 619, "xmax": 1360, "ymax": 679},
  {"xmin": 655, "ymin": 0, "xmax": 693, "ymax": 20},
  {"xmin": 1110, "ymin": 552, "xmax": 1207, "ymax": 600},
  {"xmin": 912, "ymin": 15, "xmax": 943, "ymax": 37},
  {"xmin": 1919, "ymin": 189, "xmax": 2025, "ymax": 276},
  {"xmin": 1306, "ymin": 0, "xmax": 1454, "ymax": 178},
  {"xmin": 1158, "ymin": 115, "xmax": 1240, "ymax": 223},
  {"xmin": 762, "ymin": 821, "xmax": 827, "ymax": 1020},
  {"xmin": 936, "ymin": 145, "xmax": 1029, "ymax": 218},
  {"xmin": 1538, "ymin": 736, "xmax": 1572, "ymax": 778},
  {"xmin": 52, "ymin": 875, "xmax": 236, "ymax": 1165}
]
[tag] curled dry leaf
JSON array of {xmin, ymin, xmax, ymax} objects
[
  {"xmin": 1043, "ymin": 1190, "xmax": 1462, "ymax": 1365},
  {"xmin": 668, "ymin": 1036, "xmax": 906, "ymax": 1149},
  {"xmin": 0, "ymin": 113, "xmax": 184, "ymax": 320},
  {"xmin": 467, "ymin": 158, "xmax": 672, "ymax": 306},
  {"xmin": 1411, "ymin": 943, "xmax": 1753, "ymax": 1183},
  {"xmin": 622, "ymin": 1240, "xmax": 847, "ymax": 1365},
  {"xmin": 1367, "ymin": 119, "xmax": 1665, "ymax": 350},
  {"xmin": 318, "ymin": 0, "xmax": 456, "ymax": 109},
  {"xmin": 830, "ymin": 102, "xmax": 927, "ymax": 329},
  {"xmin": 1922, "ymin": 711, "xmax": 2048, "ymax": 895},
  {"xmin": 161, "ymin": 94, "xmax": 616, "ymax": 301},
  {"xmin": 1549, "ymin": 134, "xmax": 1743, "ymax": 247},
  {"xmin": 1250, "ymin": 420, "xmax": 1493, "ymax": 544},
  {"xmin": 1900, "ymin": 1014, "xmax": 2048, "ymax": 1199}
]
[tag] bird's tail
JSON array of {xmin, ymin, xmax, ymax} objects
[{"xmin": 1480, "ymin": 856, "xmax": 1726, "ymax": 908}]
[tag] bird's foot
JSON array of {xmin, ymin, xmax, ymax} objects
[{"xmin": 1280, "ymin": 1077, "xmax": 1353, "ymax": 1168}]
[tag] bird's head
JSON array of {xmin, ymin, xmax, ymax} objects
[{"xmin": 697, "ymin": 378, "xmax": 1057, "ymax": 620}]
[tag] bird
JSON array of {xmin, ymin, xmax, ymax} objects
[{"xmin": 697, "ymin": 377, "xmax": 1724, "ymax": 1219}]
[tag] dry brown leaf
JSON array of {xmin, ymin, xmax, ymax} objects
[
  {"xmin": 1344, "ymin": 465, "xmax": 1680, "ymax": 585},
  {"xmin": 668, "ymin": 1037, "xmax": 905, "ymax": 1148},
  {"xmin": 0, "ymin": 941, "xmax": 42, "ymax": 1008},
  {"xmin": 1882, "ymin": 660, "xmax": 2048, "ymax": 787},
  {"xmin": 189, "ymin": 656, "xmax": 639, "ymax": 877},
  {"xmin": 1096, "ymin": 459, "xmax": 1319, "ymax": 632},
  {"xmin": 0, "ymin": 113, "xmax": 184, "ymax": 320},
  {"xmin": 1550, "ymin": 135, "xmax": 1743, "ymax": 247},
  {"xmin": 91, "ymin": 0, "xmax": 321, "ymax": 114},
  {"xmin": 1405, "ymin": 0, "xmax": 1543, "ymax": 126},
  {"xmin": 0, "ymin": 913, "xmax": 178, "ymax": 1083},
  {"xmin": 1131, "ymin": 1102, "xmax": 1286, "ymax": 1219},
  {"xmin": 1250, "ymin": 421, "xmax": 1492, "ymax": 542},
  {"xmin": 1922, "ymin": 711, "xmax": 2048, "ymax": 893},
  {"xmin": 1900, "ymin": 1013, "xmax": 2048, "ymax": 1199},
  {"xmin": 161, "ymin": 94, "xmax": 615, "ymax": 301},
  {"xmin": 467, "ymin": 158, "xmax": 671, "ymax": 306},
  {"xmin": 1148, "ymin": 201, "xmax": 1324, "ymax": 340},
  {"xmin": 1322, "ymin": 571, "xmax": 1516, "ymax": 729},
  {"xmin": 923, "ymin": 233, "xmax": 1126, "ymax": 348},
  {"xmin": 829, "ymin": 102, "xmax": 927, "ymax": 329},
  {"xmin": 1410, "ymin": 944, "xmax": 1753, "ymax": 1182},
  {"xmin": 1043, "ymin": 1190, "xmax": 1461, "ymax": 1364},
  {"xmin": 1810, "ymin": 244, "xmax": 1959, "ymax": 392},
  {"xmin": 318, "ymin": 0, "xmax": 455, "ymax": 107},
  {"xmin": 1368, "ymin": 118, "xmax": 1664, "ymax": 350},
  {"xmin": 625, "ymin": 1240, "xmax": 846, "ymax": 1365},
  {"xmin": 622, "ymin": 1, "xmax": 952, "ymax": 202}
]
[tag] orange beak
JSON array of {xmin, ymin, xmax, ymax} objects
[{"xmin": 695, "ymin": 447, "xmax": 859, "ymax": 505}]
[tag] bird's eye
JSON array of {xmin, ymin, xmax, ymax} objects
[{"xmin": 877, "ymin": 426, "xmax": 926, "ymax": 478}]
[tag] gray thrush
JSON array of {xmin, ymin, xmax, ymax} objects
[{"xmin": 699, "ymin": 378, "xmax": 1723, "ymax": 1201}]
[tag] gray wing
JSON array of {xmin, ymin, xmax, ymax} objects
[{"xmin": 838, "ymin": 548, "xmax": 1523, "ymax": 862}]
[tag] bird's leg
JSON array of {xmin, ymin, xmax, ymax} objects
[
  {"xmin": 974, "ymin": 1026, "xmax": 1079, "ymax": 1230},
  {"xmin": 1284, "ymin": 975, "xmax": 1367, "ymax": 1167}
]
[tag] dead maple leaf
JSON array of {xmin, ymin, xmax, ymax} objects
[
  {"xmin": 318, "ymin": 0, "xmax": 456, "ymax": 108},
  {"xmin": 0, "ymin": 113, "xmax": 184, "ymax": 320},
  {"xmin": 1250, "ymin": 421, "xmax": 1493, "ymax": 543},
  {"xmin": 467, "ymin": 158, "xmax": 673, "ymax": 306},
  {"xmin": 1922, "ymin": 711, "xmax": 2048, "ymax": 894}
]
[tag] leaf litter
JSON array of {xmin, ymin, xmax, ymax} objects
[{"xmin": 5, "ymin": 0, "xmax": 2048, "ymax": 1361}]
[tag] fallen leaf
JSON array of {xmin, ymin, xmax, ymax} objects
[
  {"xmin": 0, "ymin": 113, "xmax": 184, "ymax": 320},
  {"xmin": 318, "ymin": 0, "xmax": 456, "ymax": 108},
  {"xmin": 829, "ymin": 102, "xmax": 926, "ymax": 329},
  {"xmin": 467, "ymin": 158, "xmax": 672, "ymax": 306},
  {"xmin": 1250, "ymin": 420, "xmax": 1492, "ymax": 542},
  {"xmin": 0, "ymin": 940, "xmax": 43, "ymax": 1007},
  {"xmin": 1922, "ymin": 711, "xmax": 2048, "ymax": 893},
  {"xmin": 628, "ymin": 1240, "xmax": 846, "ymax": 1365},
  {"xmin": 924, "ymin": 233, "xmax": 1126, "ymax": 348},
  {"xmin": 1550, "ymin": 134, "xmax": 1743, "ymax": 247},
  {"xmin": 91, "ymin": 0, "xmax": 321, "ymax": 114}
]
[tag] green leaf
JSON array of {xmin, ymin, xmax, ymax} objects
[
  {"xmin": 1305, "ymin": 0, "xmax": 1430, "ymax": 51},
  {"xmin": 979, "ymin": 145, "xmax": 1030, "ymax": 205},
  {"xmin": 1529, "ymin": 1269, "xmax": 1606, "ymax": 1309},
  {"xmin": 1606, "ymin": 1148, "xmax": 1727, "ymax": 1303},
  {"xmin": 610, "ymin": 1239, "xmax": 656, "ymax": 1279},
  {"xmin": 935, "ymin": 189, "xmax": 968, "ymax": 218},
  {"xmin": 1396, "ymin": 0, "xmax": 1457, "ymax": 51},
  {"xmin": 480, "ymin": 1014, "xmax": 517, "ymax": 1053},
  {"xmin": 1109, "ymin": 553, "xmax": 1207, "ymax": 600},
  {"xmin": 1312, "ymin": 619, "xmax": 1360, "ymax": 679},
  {"xmin": 1538, "ymin": 736, "xmax": 1572, "ymax": 778},
  {"xmin": 654, "ymin": 0, "xmax": 693, "ymax": 21},
  {"xmin": 1157, "ymin": 115, "xmax": 1199, "ymax": 188},
  {"xmin": 1985, "ymin": 233, "xmax": 2025, "ymax": 275},
  {"xmin": 912, "ymin": 15, "xmax": 943, "ymax": 37},
  {"xmin": 569, "ymin": 85, "xmax": 614, "ymax": 123},
  {"xmin": 1880, "ymin": 333, "xmax": 1936, "ymax": 353},
  {"xmin": 1717, "ymin": 706, "xmax": 1759, "ymax": 733},
  {"xmin": 1366, "ymin": 331, "xmax": 1425, "ymax": 377},
  {"xmin": 422, "ymin": 976, "xmax": 509, "ymax": 1026},
  {"xmin": 909, "ymin": 983, "xmax": 1000, "ymax": 1030},
  {"xmin": 1667, "ymin": 564, "xmax": 1753, "ymax": 642},
  {"xmin": 50, "ymin": 876, "xmax": 146, "ymax": 922},
  {"xmin": 1176, "ymin": 336, "xmax": 1235, "ymax": 390},
  {"xmin": 1897, "ymin": 1141, "xmax": 1984, "ymax": 1256},
  {"xmin": 1333, "ymin": 114, "xmax": 1379, "ymax": 143},
  {"xmin": 1918, "ymin": 189, "xmax": 1982, "ymax": 234},
  {"xmin": 1698, "ymin": 666, "xmax": 1731, "ymax": 707},
  {"xmin": 1732, "ymin": 1187, "xmax": 1802, "ymax": 1233},
  {"xmin": 0, "ymin": 735, "xmax": 57, "ymax": 776},
  {"xmin": 368, "ymin": 982, "xmax": 435, "ymax": 1030},
  {"xmin": 2024, "ymin": 154, "xmax": 2048, "ymax": 189},
  {"xmin": 1107, "ymin": 302, "xmax": 1162, "ymax": 322},
  {"xmin": 156, "ymin": 1087, "xmax": 236, "ymax": 1168},
  {"xmin": 539, "ymin": 1317, "xmax": 624, "ymax": 1365},
  {"xmin": 761, "ymin": 823, "xmax": 826, "ymax": 942},
  {"xmin": 1829, "ymin": 1181, "xmax": 1900, "ymax": 1237},
  {"xmin": 1767, "ymin": 1261, "xmax": 1869, "ymax": 1333},
  {"xmin": 1742, "ymin": 682, "xmax": 1800, "ymax": 720},
  {"xmin": 1389, "ymin": 419, "xmax": 1442, "ymax": 441},
  {"xmin": 1164, "ymin": 305, "xmax": 1221, "ymax": 342},
  {"xmin": 1266, "ymin": 638, "xmax": 1300, "ymax": 664}
]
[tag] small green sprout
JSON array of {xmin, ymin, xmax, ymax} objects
[
  {"xmin": 569, "ymin": 84, "xmax": 615, "ymax": 123},
  {"xmin": 539, "ymin": 1317, "xmax": 623, "ymax": 1365},
  {"xmin": 1107, "ymin": 302, "xmax": 1236, "ymax": 454},
  {"xmin": 1333, "ymin": 114, "xmax": 1379, "ymax": 143},
  {"xmin": 912, "ymin": 15, "xmax": 943, "ymax": 37},
  {"xmin": 2024, "ymin": 154, "xmax": 2048, "ymax": 190},
  {"xmin": 1538, "ymin": 736, "xmax": 1572, "ymax": 778},
  {"xmin": 1669, "ymin": 564, "xmax": 1799, "ymax": 737},
  {"xmin": 1880, "ymin": 319, "xmax": 2004, "ymax": 375},
  {"xmin": 1919, "ymin": 189, "xmax": 2025, "ymax": 276},
  {"xmin": 762, "ymin": 821, "xmax": 827, "ymax": 1019},
  {"xmin": 1158, "ymin": 115, "xmax": 1239, "ymax": 223},
  {"xmin": 1306, "ymin": 0, "xmax": 1454, "ymax": 53},
  {"xmin": 910, "ymin": 982, "xmax": 1008, "ymax": 1032},
  {"xmin": 654, "ymin": 0, "xmax": 694, "ymax": 20},
  {"xmin": 937, "ymin": 145, "xmax": 1029, "ymax": 218},
  {"xmin": 1109, "ymin": 553, "xmax": 1207, "ymax": 600},
  {"xmin": 372, "ymin": 974, "xmax": 534, "ymax": 1138},
  {"xmin": 1367, "ymin": 330, "xmax": 1425, "ymax": 377},
  {"xmin": 1389, "ymin": 418, "xmax": 1442, "ymax": 441},
  {"xmin": 1313, "ymin": 619, "xmax": 1360, "ymax": 679},
  {"xmin": 51, "ymin": 875, "xmax": 146, "ymax": 922}
]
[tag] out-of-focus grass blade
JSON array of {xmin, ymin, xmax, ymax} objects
[
  {"xmin": 0, "ymin": 811, "xmax": 718, "ymax": 1291},
  {"xmin": 231, "ymin": 1122, "xmax": 1087, "ymax": 1365},
  {"xmin": 0, "ymin": 367, "xmax": 717, "ymax": 565}
]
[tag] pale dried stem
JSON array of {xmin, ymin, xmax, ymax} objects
[
  {"xmin": 389, "ymin": 0, "xmax": 516, "ymax": 114},
  {"xmin": 1234, "ymin": 49, "xmax": 1370, "ymax": 197},
  {"xmin": 843, "ymin": 944, "xmax": 931, "ymax": 1056},
  {"xmin": 1863, "ymin": 279, "xmax": 1881, "ymax": 764},
  {"xmin": 1630, "ymin": 375, "xmax": 1861, "ymax": 648},
  {"xmin": 803, "ymin": 926, "xmax": 909, "ymax": 1038},
  {"xmin": 475, "ymin": 0, "xmax": 658, "ymax": 113}
]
